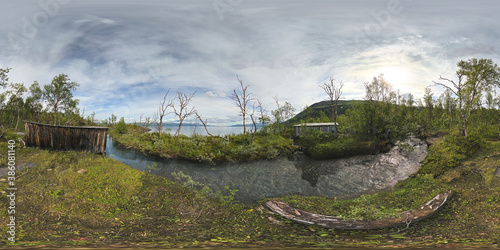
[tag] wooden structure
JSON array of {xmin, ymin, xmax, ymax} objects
[
  {"xmin": 293, "ymin": 122, "xmax": 338, "ymax": 137},
  {"xmin": 24, "ymin": 122, "xmax": 109, "ymax": 154},
  {"xmin": 266, "ymin": 190, "xmax": 453, "ymax": 230}
]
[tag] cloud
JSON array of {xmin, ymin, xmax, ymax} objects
[{"xmin": 0, "ymin": 0, "xmax": 499, "ymax": 124}]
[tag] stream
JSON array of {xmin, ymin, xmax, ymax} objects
[{"xmin": 106, "ymin": 136, "xmax": 428, "ymax": 205}]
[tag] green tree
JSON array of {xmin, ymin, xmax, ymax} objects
[
  {"xmin": 0, "ymin": 67, "xmax": 11, "ymax": 88},
  {"xmin": 115, "ymin": 117, "xmax": 128, "ymax": 134},
  {"xmin": 271, "ymin": 96, "xmax": 295, "ymax": 135},
  {"xmin": 108, "ymin": 114, "xmax": 117, "ymax": 126},
  {"xmin": 25, "ymin": 81, "xmax": 44, "ymax": 122},
  {"xmin": 42, "ymin": 74, "xmax": 80, "ymax": 125},
  {"xmin": 433, "ymin": 58, "xmax": 500, "ymax": 137},
  {"xmin": 363, "ymin": 74, "xmax": 395, "ymax": 136},
  {"xmin": 8, "ymin": 83, "xmax": 27, "ymax": 132},
  {"xmin": 423, "ymin": 87, "xmax": 434, "ymax": 129}
]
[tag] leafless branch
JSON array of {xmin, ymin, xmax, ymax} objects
[
  {"xmin": 156, "ymin": 89, "xmax": 174, "ymax": 135},
  {"xmin": 173, "ymin": 90, "xmax": 196, "ymax": 137},
  {"xmin": 229, "ymin": 75, "xmax": 253, "ymax": 135}
]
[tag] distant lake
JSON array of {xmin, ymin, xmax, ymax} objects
[{"xmin": 146, "ymin": 124, "xmax": 263, "ymax": 136}]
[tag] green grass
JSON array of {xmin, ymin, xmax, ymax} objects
[{"xmin": 0, "ymin": 133, "xmax": 499, "ymax": 248}]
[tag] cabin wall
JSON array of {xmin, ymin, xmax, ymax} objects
[{"xmin": 24, "ymin": 122, "xmax": 108, "ymax": 154}]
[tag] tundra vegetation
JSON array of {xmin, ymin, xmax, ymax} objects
[{"xmin": 0, "ymin": 58, "xmax": 499, "ymax": 247}]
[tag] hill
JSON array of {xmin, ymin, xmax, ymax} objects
[{"xmin": 287, "ymin": 100, "xmax": 360, "ymax": 124}]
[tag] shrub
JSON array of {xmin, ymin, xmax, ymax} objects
[
  {"xmin": 295, "ymin": 127, "xmax": 337, "ymax": 149},
  {"xmin": 420, "ymin": 132, "xmax": 482, "ymax": 177},
  {"xmin": 115, "ymin": 117, "xmax": 128, "ymax": 134},
  {"xmin": 308, "ymin": 137, "xmax": 375, "ymax": 159}
]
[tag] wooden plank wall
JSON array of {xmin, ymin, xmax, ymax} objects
[{"xmin": 24, "ymin": 122, "xmax": 109, "ymax": 154}]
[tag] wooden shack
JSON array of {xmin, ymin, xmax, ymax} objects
[
  {"xmin": 293, "ymin": 122, "xmax": 338, "ymax": 137},
  {"xmin": 24, "ymin": 122, "xmax": 109, "ymax": 154}
]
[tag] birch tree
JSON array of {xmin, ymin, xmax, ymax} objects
[
  {"xmin": 173, "ymin": 90, "xmax": 196, "ymax": 137},
  {"xmin": 319, "ymin": 77, "xmax": 343, "ymax": 125},
  {"xmin": 230, "ymin": 75, "xmax": 253, "ymax": 135},
  {"xmin": 156, "ymin": 89, "xmax": 174, "ymax": 136},
  {"xmin": 433, "ymin": 58, "xmax": 500, "ymax": 137},
  {"xmin": 42, "ymin": 74, "xmax": 80, "ymax": 125}
]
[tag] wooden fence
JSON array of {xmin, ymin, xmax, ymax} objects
[{"xmin": 24, "ymin": 122, "xmax": 109, "ymax": 154}]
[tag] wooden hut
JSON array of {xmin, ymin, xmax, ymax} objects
[
  {"xmin": 293, "ymin": 122, "xmax": 338, "ymax": 137},
  {"xmin": 24, "ymin": 122, "xmax": 109, "ymax": 154}
]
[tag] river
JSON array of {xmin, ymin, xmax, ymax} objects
[{"xmin": 106, "ymin": 136, "xmax": 428, "ymax": 205}]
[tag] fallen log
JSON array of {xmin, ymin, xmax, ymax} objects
[{"xmin": 265, "ymin": 190, "xmax": 453, "ymax": 230}]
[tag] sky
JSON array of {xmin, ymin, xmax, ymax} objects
[{"xmin": 0, "ymin": 0, "xmax": 499, "ymax": 125}]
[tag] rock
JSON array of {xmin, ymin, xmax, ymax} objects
[
  {"xmin": 77, "ymin": 169, "xmax": 87, "ymax": 174},
  {"xmin": 495, "ymin": 168, "xmax": 500, "ymax": 178}
]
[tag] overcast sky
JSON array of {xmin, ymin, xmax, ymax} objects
[{"xmin": 1, "ymin": 0, "xmax": 499, "ymax": 125}]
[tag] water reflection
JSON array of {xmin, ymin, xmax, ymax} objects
[{"xmin": 106, "ymin": 136, "xmax": 426, "ymax": 205}]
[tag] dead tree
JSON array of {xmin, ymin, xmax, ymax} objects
[
  {"xmin": 194, "ymin": 111, "xmax": 214, "ymax": 136},
  {"xmin": 255, "ymin": 98, "xmax": 270, "ymax": 128},
  {"xmin": 319, "ymin": 77, "xmax": 343, "ymax": 125},
  {"xmin": 230, "ymin": 75, "xmax": 253, "ymax": 135},
  {"xmin": 173, "ymin": 90, "xmax": 196, "ymax": 137},
  {"xmin": 156, "ymin": 90, "xmax": 174, "ymax": 136},
  {"xmin": 194, "ymin": 111, "xmax": 230, "ymax": 142},
  {"xmin": 249, "ymin": 103, "xmax": 258, "ymax": 139}
]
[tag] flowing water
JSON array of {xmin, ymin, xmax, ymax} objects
[{"xmin": 106, "ymin": 136, "xmax": 428, "ymax": 205}]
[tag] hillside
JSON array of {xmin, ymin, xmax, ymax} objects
[{"xmin": 288, "ymin": 100, "xmax": 358, "ymax": 124}]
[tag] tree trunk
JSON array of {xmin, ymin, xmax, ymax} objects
[{"xmin": 14, "ymin": 107, "xmax": 20, "ymax": 133}]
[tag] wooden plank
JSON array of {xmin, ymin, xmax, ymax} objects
[{"xmin": 24, "ymin": 122, "xmax": 109, "ymax": 154}]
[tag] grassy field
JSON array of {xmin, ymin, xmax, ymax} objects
[{"xmin": 0, "ymin": 134, "xmax": 499, "ymax": 248}]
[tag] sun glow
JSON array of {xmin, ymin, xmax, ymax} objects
[{"xmin": 370, "ymin": 66, "xmax": 412, "ymax": 89}]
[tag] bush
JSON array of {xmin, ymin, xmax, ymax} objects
[
  {"xmin": 295, "ymin": 127, "xmax": 337, "ymax": 149},
  {"xmin": 114, "ymin": 117, "xmax": 128, "ymax": 134},
  {"xmin": 308, "ymin": 136, "xmax": 375, "ymax": 159},
  {"xmin": 420, "ymin": 132, "xmax": 482, "ymax": 177}
]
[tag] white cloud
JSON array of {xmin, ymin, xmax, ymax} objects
[{"xmin": 0, "ymin": 0, "xmax": 499, "ymax": 124}]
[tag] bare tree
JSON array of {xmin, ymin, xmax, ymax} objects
[
  {"xmin": 319, "ymin": 77, "xmax": 344, "ymax": 125},
  {"xmin": 248, "ymin": 103, "xmax": 258, "ymax": 138},
  {"xmin": 156, "ymin": 89, "xmax": 174, "ymax": 136},
  {"xmin": 194, "ymin": 111, "xmax": 230, "ymax": 142},
  {"xmin": 255, "ymin": 98, "xmax": 270, "ymax": 128},
  {"xmin": 194, "ymin": 111, "xmax": 214, "ymax": 136},
  {"xmin": 173, "ymin": 90, "xmax": 196, "ymax": 137},
  {"xmin": 230, "ymin": 75, "xmax": 253, "ymax": 135}
]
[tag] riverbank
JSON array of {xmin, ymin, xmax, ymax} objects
[
  {"xmin": 109, "ymin": 124, "xmax": 395, "ymax": 164},
  {"xmin": 106, "ymin": 135, "xmax": 429, "ymax": 204},
  {"xmin": 109, "ymin": 126, "xmax": 299, "ymax": 164},
  {"xmin": 0, "ymin": 133, "xmax": 499, "ymax": 247}
]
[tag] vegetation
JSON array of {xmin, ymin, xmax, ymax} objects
[
  {"xmin": 110, "ymin": 128, "xmax": 297, "ymax": 164},
  {"xmin": 1, "ymin": 58, "xmax": 500, "ymax": 247},
  {"xmin": 0, "ymin": 132, "xmax": 499, "ymax": 247}
]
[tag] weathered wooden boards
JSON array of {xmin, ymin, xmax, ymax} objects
[
  {"xmin": 266, "ymin": 190, "xmax": 453, "ymax": 230},
  {"xmin": 24, "ymin": 122, "xmax": 108, "ymax": 154}
]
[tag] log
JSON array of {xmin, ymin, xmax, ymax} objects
[{"xmin": 265, "ymin": 190, "xmax": 453, "ymax": 230}]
